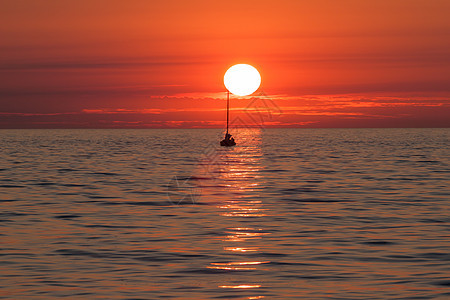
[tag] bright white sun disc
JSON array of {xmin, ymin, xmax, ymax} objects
[{"xmin": 224, "ymin": 64, "xmax": 261, "ymax": 96}]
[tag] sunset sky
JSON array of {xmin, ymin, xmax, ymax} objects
[{"xmin": 1, "ymin": 0, "xmax": 449, "ymax": 128}]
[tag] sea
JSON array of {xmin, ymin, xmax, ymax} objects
[{"xmin": 0, "ymin": 128, "xmax": 449, "ymax": 299}]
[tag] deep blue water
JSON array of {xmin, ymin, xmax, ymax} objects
[{"xmin": 0, "ymin": 128, "xmax": 449, "ymax": 299}]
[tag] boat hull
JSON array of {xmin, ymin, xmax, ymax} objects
[{"xmin": 220, "ymin": 139, "xmax": 236, "ymax": 147}]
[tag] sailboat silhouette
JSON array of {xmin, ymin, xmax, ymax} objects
[{"xmin": 220, "ymin": 90, "xmax": 236, "ymax": 147}]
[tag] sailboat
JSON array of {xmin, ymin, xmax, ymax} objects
[{"xmin": 220, "ymin": 90, "xmax": 236, "ymax": 147}]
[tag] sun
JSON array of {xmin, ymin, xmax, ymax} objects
[{"xmin": 224, "ymin": 64, "xmax": 261, "ymax": 96}]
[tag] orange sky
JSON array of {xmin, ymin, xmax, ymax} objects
[{"xmin": 1, "ymin": 0, "xmax": 449, "ymax": 128}]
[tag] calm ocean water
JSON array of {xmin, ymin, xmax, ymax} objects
[{"xmin": 0, "ymin": 128, "xmax": 449, "ymax": 299}]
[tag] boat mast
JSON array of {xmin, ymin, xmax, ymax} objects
[{"xmin": 226, "ymin": 90, "xmax": 229, "ymax": 135}]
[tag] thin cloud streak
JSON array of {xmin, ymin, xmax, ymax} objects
[{"xmin": 1, "ymin": 94, "xmax": 448, "ymax": 128}]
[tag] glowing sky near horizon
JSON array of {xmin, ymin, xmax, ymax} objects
[{"xmin": 0, "ymin": 0, "xmax": 449, "ymax": 128}]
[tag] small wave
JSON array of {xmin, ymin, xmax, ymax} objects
[
  {"xmin": 90, "ymin": 172, "xmax": 120, "ymax": 176},
  {"xmin": 0, "ymin": 212, "xmax": 28, "ymax": 217},
  {"xmin": 361, "ymin": 240, "xmax": 395, "ymax": 245},
  {"xmin": 61, "ymin": 183, "xmax": 89, "ymax": 187},
  {"xmin": 0, "ymin": 184, "xmax": 24, "ymax": 188},
  {"xmin": 57, "ymin": 168, "xmax": 78, "ymax": 173},
  {"xmin": 281, "ymin": 197, "xmax": 347, "ymax": 203},
  {"xmin": 86, "ymin": 195, "xmax": 119, "ymax": 199},
  {"xmin": 54, "ymin": 214, "xmax": 81, "ymax": 219},
  {"xmin": 33, "ymin": 182, "xmax": 56, "ymax": 186},
  {"xmin": 433, "ymin": 280, "xmax": 450, "ymax": 287},
  {"xmin": 279, "ymin": 187, "xmax": 319, "ymax": 194}
]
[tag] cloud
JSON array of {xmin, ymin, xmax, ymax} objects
[
  {"xmin": 0, "ymin": 55, "xmax": 215, "ymax": 70},
  {"xmin": 0, "ymin": 93, "xmax": 449, "ymax": 128}
]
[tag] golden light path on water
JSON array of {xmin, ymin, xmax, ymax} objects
[{"xmin": 194, "ymin": 128, "xmax": 270, "ymax": 299}]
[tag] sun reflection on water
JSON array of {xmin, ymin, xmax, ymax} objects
[{"xmin": 194, "ymin": 128, "xmax": 270, "ymax": 298}]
